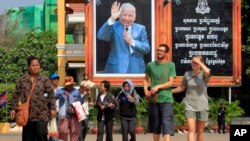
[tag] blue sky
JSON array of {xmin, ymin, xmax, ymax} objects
[{"xmin": 0, "ymin": 0, "xmax": 44, "ymax": 14}]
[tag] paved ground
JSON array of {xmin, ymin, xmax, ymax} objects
[{"xmin": 0, "ymin": 133, "xmax": 229, "ymax": 141}]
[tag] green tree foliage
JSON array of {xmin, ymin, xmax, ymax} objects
[
  {"xmin": 225, "ymin": 100, "xmax": 245, "ymax": 124},
  {"xmin": 208, "ymin": 98, "xmax": 220, "ymax": 124},
  {"xmin": 209, "ymin": 98, "xmax": 245, "ymax": 125},
  {"xmin": 173, "ymin": 101, "xmax": 186, "ymax": 126},
  {"xmin": 88, "ymin": 107, "xmax": 98, "ymax": 127},
  {"xmin": 0, "ymin": 30, "xmax": 57, "ymax": 83},
  {"xmin": 242, "ymin": 0, "xmax": 250, "ymax": 46},
  {"xmin": 136, "ymin": 97, "xmax": 148, "ymax": 127},
  {"xmin": 242, "ymin": 0, "xmax": 250, "ymax": 76},
  {"xmin": 0, "ymin": 9, "xmax": 24, "ymax": 50}
]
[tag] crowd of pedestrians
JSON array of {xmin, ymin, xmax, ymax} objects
[{"xmin": 9, "ymin": 46, "xmax": 215, "ymax": 141}]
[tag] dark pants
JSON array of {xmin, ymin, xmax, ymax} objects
[
  {"xmin": 22, "ymin": 120, "xmax": 48, "ymax": 141},
  {"xmin": 79, "ymin": 119, "xmax": 89, "ymax": 141},
  {"xmin": 121, "ymin": 118, "xmax": 136, "ymax": 141},
  {"xmin": 97, "ymin": 120, "xmax": 114, "ymax": 141},
  {"xmin": 148, "ymin": 103, "xmax": 174, "ymax": 135},
  {"xmin": 218, "ymin": 119, "xmax": 225, "ymax": 133}
]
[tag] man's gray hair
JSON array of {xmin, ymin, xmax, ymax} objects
[{"xmin": 120, "ymin": 3, "xmax": 136, "ymax": 16}]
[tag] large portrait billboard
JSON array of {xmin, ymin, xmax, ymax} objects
[{"xmin": 94, "ymin": 0, "xmax": 154, "ymax": 77}]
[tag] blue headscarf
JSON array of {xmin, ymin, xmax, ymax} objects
[{"xmin": 120, "ymin": 79, "xmax": 135, "ymax": 101}]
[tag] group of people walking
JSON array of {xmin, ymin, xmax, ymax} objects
[
  {"xmin": 9, "ymin": 43, "xmax": 212, "ymax": 141},
  {"xmin": 8, "ymin": 55, "xmax": 140, "ymax": 141},
  {"xmin": 9, "ymin": 1, "xmax": 216, "ymax": 141}
]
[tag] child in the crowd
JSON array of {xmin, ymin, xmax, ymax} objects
[{"xmin": 116, "ymin": 79, "xmax": 139, "ymax": 141}]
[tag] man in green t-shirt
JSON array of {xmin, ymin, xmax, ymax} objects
[{"xmin": 143, "ymin": 44, "xmax": 176, "ymax": 141}]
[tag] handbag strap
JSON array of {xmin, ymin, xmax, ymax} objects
[
  {"xmin": 25, "ymin": 78, "xmax": 37, "ymax": 103},
  {"xmin": 159, "ymin": 62, "xmax": 168, "ymax": 84},
  {"xmin": 187, "ymin": 71, "xmax": 202, "ymax": 82},
  {"xmin": 115, "ymin": 90, "xmax": 122, "ymax": 101}
]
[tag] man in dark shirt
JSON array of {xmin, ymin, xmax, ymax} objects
[{"xmin": 217, "ymin": 101, "xmax": 226, "ymax": 134}]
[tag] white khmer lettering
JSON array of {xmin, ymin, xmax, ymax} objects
[
  {"xmin": 189, "ymin": 50, "xmax": 218, "ymax": 57},
  {"xmin": 180, "ymin": 58, "xmax": 192, "ymax": 64},
  {"xmin": 206, "ymin": 58, "xmax": 225, "ymax": 65},
  {"xmin": 175, "ymin": 27, "xmax": 192, "ymax": 32},
  {"xmin": 199, "ymin": 42, "xmax": 229, "ymax": 49},
  {"xmin": 183, "ymin": 19, "xmax": 197, "ymax": 24},
  {"xmin": 199, "ymin": 17, "xmax": 220, "ymax": 25},
  {"xmin": 185, "ymin": 34, "xmax": 204, "ymax": 42},
  {"xmin": 209, "ymin": 27, "xmax": 228, "ymax": 34},
  {"xmin": 175, "ymin": 43, "xmax": 198, "ymax": 49}
]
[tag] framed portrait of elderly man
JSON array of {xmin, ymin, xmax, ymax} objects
[{"xmin": 93, "ymin": 0, "xmax": 155, "ymax": 79}]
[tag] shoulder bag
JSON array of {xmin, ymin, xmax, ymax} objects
[{"xmin": 15, "ymin": 80, "xmax": 36, "ymax": 126}]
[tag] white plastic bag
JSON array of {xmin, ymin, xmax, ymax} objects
[
  {"xmin": 47, "ymin": 117, "xmax": 59, "ymax": 138},
  {"xmin": 82, "ymin": 102, "xmax": 89, "ymax": 115},
  {"xmin": 72, "ymin": 101, "xmax": 87, "ymax": 122}
]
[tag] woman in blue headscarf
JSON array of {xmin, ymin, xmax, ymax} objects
[{"xmin": 116, "ymin": 79, "xmax": 139, "ymax": 141}]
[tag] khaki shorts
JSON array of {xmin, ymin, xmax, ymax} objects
[{"xmin": 185, "ymin": 110, "xmax": 208, "ymax": 121}]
